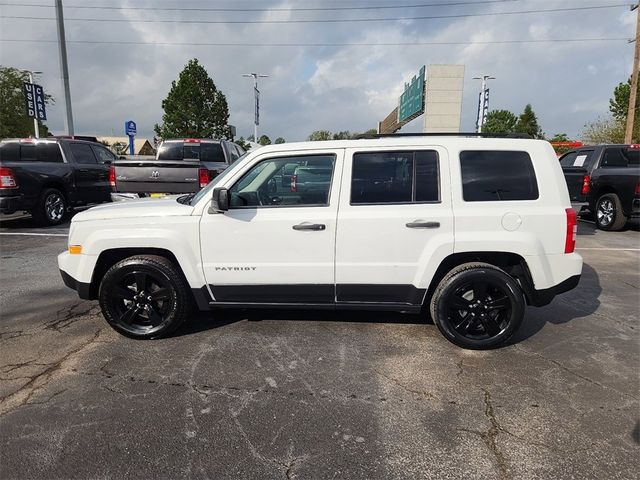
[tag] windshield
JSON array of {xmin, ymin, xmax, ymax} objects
[{"xmin": 188, "ymin": 152, "xmax": 249, "ymax": 205}]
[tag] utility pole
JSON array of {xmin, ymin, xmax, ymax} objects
[
  {"xmin": 625, "ymin": 2, "xmax": 639, "ymax": 144},
  {"xmin": 26, "ymin": 70, "xmax": 42, "ymax": 138},
  {"xmin": 473, "ymin": 75, "xmax": 494, "ymax": 133},
  {"xmin": 242, "ymin": 73, "xmax": 268, "ymax": 143},
  {"xmin": 55, "ymin": 0, "xmax": 74, "ymax": 136}
]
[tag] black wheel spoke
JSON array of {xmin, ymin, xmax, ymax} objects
[
  {"xmin": 134, "ymin": 272, "xmax": 147, "ymax": 292},
  {"xmin": 485, "ymin": 296, "xmax": 509, "ymax": 311},
  {"xmin": 450, "ymin": 295, "xmax": 471, "ymax": 310},
  {"xmin": 118, "ymin": 305, "xmax": 139, "ymax": 324},
  {"xmin": 112, "ymin": 286, "xmax": 135, "ymax": 300},
  {"xmin": 472, "ymin": 281, "xmax": 489, "ymax": 301},
  {"xmin": 149, "ymin": 288, "xmax": 171, "ymax": 301},
  {"xmin": 147, "ymin": 306, "xmax": 164, "ymax": 326},
  {"xmin": 454, "ymin": 315, "xmax": 475, "ymax": 333},
  {"xmin": 480, "ymin": 315, "xmax": 501, "ymax": 337}
]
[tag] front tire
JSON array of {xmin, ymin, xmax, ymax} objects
[
  {"xmin": 595, "ymin": 193, "xmax": 627, "ymax": 231},
  {"xmin": 98, "ymin": 255, "xmax": 191, "ymax": 339},
  {"xmin": 430, "ymin": 263, "xmax": 525, "ymax": 349}
]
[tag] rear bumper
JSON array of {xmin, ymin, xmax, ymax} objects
[
  {"xmin": 631, "ymin": 198, "xmax": 640, "ymax": 217},
  {"xmin": 114, "ymin": 182, "xmax": 197, "ymax": 194},
  {"xmin": 0, "ymin": 195, "xmax": 26, "ymax": 214},
  {"xmin": 60, "ymin": 269, "xmax": 93, "ymax": 300}
]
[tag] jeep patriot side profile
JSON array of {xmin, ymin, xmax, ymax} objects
[{"xmin": 58, "ymin": 135, "xmax": 583, "ymax": 349}]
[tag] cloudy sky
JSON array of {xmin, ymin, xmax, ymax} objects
[{"xmin": 0, "ymin": 0, "xmax": 635, "ymax": 141}]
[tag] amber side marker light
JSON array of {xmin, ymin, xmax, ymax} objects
[{"xmin": 68, "ymin": 245, "xmax": 82, "ymax": 254}]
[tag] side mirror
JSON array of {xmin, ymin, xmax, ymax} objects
[{"xmin": 210, "ymin": 187, "xmax": 229, "ymax": 213}]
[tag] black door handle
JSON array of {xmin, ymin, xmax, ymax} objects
[
  {"xmin": 293, "ymin": 223, "xmax": 326, "ymax": 231},
  {"xmin": 406, "ymin": 221, "xmax": 440, "ymax": 229}
]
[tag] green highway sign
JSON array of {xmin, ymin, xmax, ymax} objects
[{"xmin": 398, "ymin": 65, "xmax": 426, "ymax": 123}]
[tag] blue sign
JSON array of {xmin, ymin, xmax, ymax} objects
[
  {"xmin": 23, "ymin": 83, "xmax": 47, "ymax": 121},
  {"xmin": 124, "ymin": 120, "xmax": 137, "ymax": 136}
]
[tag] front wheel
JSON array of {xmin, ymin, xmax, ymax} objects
[
  {"xmin": 430, "ymin": 263, "xmax": 525, "ymax": 349},
  {"xmin": 595, "ymin": 193, "xmax": 627, "ymax": 231},
  {"xmin": 99, "ymin": 255, "xmax": 191, "ymax": 339}
]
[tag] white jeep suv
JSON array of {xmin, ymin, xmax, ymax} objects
[{"xmin": 59, "ymin": 135, "xmax": 582, "ymax": 349}]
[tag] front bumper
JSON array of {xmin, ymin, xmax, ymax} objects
[{"xmin": 60, "ymin": 269, "xmax": 93, "ymax": 300}]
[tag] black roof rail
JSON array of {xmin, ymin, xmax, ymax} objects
[{"xmin": 353, "ymin": 132, "xmax": 532, "ymax": 140}]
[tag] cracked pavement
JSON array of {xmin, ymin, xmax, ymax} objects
[{"xmin": 0, "ymin": 217, "xmax": 638, "ymax": 479}]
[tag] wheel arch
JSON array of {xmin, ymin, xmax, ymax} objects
[{"xmin": 424, "ymin": 251, "xmax": 539, "ymax": 307}]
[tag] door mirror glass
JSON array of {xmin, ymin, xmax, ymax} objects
[{"xmin": 211, "ymin": 187, "xmax": 229, "ymax": 212}]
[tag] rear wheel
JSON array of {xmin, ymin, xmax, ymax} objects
[
  {"xmin": 98, "ymin": 255, "xmax": 191, "ymax": 339},
  {"xmin": 595, "ymin": 193, "xmax": 627, "ymax": 231},
  {"xmin": 430, "ymin": 263, "xmax": 525, "ymax": 349},
  {"xmin": 33, "ymin": 188, "xmax": 66, "ymax": 226}
]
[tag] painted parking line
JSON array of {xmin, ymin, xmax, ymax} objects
[{"xmin": 0, "ymin": 232, "xmax": 68, "ymax": 237}]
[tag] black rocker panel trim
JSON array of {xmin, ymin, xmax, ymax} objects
[
  {"xmin": 337, "ymin": 284, "xmax": 426, "ymax": 304},
  {"xmin": 210, "ymin": 284, "xmax": 335, "ymax": 303},
  {"xmin": 208, "ymin": 284, "xmax": 426, "ymax": 305}
]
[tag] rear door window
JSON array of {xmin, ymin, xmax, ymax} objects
[
  {"xmin": 601, "ymin": 147, "xmax": 639, "ymax": 168},
  {"xmin": 37, "ymin": 143, "xmax": 63, "ymax": 163},
  {"xmin": 460, "ymin": 150, "xmax": 539, "ymax": 201},
  {"xmin": 70, "ymin": 143, "xmax": 98, "ymax": 164}
]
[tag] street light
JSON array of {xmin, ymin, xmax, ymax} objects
[
  {"xmin": 242, "ymin": 73, "xmax": 269, "ymax": 143},
  {"xmin": 23, "ymin": 69, "xmax": 43, "ymax": 138},
  {"xmin": 473, "ymin": 75, "xmax": 495, "ymax": 133}
]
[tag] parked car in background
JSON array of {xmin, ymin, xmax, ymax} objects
[
  {"xmin": 110, "ymin": 139, "xmax": 245, "ymax": 196},
  {"xmin": 560, "ymin": 144, "xmax": 640, "ymax": 230},
  {"xmin": 0, "ymin": 138, "xmax": 113, "ymax": 225}
]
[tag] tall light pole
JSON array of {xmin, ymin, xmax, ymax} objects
[
  {"xmin": 24, "ymin": 70, "xmax": 43, "ymax": 138},
  {"xmin": 473, "ymin": 75, "xmax": 495, "ymax": 133},
  {"xmin": 242, "ymin": 73, "xmax": 268, "ymax": 143},
  {"xmin": 55, "ymin": 0, "xmax": 74, "ymax": 136},
  {"xmin": 625, "ymin": 2, "xmax": 639, "ymax": 144}
]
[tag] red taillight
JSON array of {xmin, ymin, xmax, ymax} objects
[
  {"xmin": 0, "ymin": 167, "xmax": 17, "ymax": 188},
  {"xmin": 565, "ymin": 208, "xmax": 577, "ymax": 254},
  {"xmin": 108, "ymin": 166, "xmax": 116, "ymax": 189},
  {"xmin": 198, "ymin": 168, "xmax": 210, "ymax": 188},
  {"xmin": 185, "ymin": 138, "xmax": 200, "ymax": 143},
  {"xmin": 581, "ymin": 175, "xmax": 590, "ymax": 196},
  {"xmin": 635, "ymin": 181, "xmax": 640, "ymax": 196},
  {"xmin": 290, "ymin": 174, "xmax": 297, "ymax": 192}
]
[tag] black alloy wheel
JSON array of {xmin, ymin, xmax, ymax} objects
[
  {"xmin": 99, "ymin": 255, "xmax": 190, "ymax": 339},
  {"xmin": 430, "ymin": 263, "xmax": 525, "ymax": 349},
  {"xmin": 34, "ymin": 188, "xmax": 66, "ymax": 226}
]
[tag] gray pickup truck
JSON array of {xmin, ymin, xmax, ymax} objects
[{"xmin": 111, "ymin": 139, "xmax": 245, "ymax": 195}]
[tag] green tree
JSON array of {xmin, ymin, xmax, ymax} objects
[
  {"xmin": 609, "ymin": 77, "xmax": 638, "ymax": 121},
  {"xmin": 274, "ymin": 137, "xmax": 285, "ymax": 144},
  {"xmin": 154, "ymin": 59, "xmax": 231, "ymax": 140},
  {"xmin": 258, "ymin": 134, "xmax": 271, "ymax": 145},
  {"xmin": 0, "ymin": 66, "xmax": 52, "ymax": 138},
  {"xmin": 581, "ymin": 117, "xmax": 625, "ymax": 144},
  {"xmin": 515, "ymin": 104, "xmax": 544, "ymax": 139},
  {"xmin": 482, "ymin": 109, "xmax": 518, "ymax": 134},
  {"xmin": 307, "ymin": 130, "xmax": 332, "ymax": 141},
  {"xmin": 332, "ymin": 130, "xmax": 352, "ymax": 140},
  {"xmin": 236, "ymin": 136, "xmax": 251, "ymax": 150}
]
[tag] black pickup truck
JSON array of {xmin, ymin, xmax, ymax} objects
[
  {"xmin": 0, "ymin": 138, "xmax": 114, "ymax": 225},
  {"xmin": 111, "ymin": 138, "xmax": 245, "ymax": 195},
  {"xmin": 560, "ymin": 144, "xmax": 640, "ymax": 230}
]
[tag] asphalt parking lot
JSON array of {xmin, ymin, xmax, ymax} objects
[{"xmin": 0, "ymin": 213, "xmax": 638, "ymax": 479}]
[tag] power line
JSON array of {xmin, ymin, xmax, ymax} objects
[
  {"xmin": 0, "ymin": 38, "xmax": 629, "ymax": 47},
  {"xmin": 0, "ymin": 0, "xmax": 522, "ymax": 13},
  {"xmin": 0, "ymin": 4, "xmax": 630, "ymax": 24}
]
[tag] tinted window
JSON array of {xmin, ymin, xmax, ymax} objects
[
  {"xmin": 157, "ymin": 142, "xmax": 184, "ymax": 160},
  {"xmin": 200, "ymin": 143, "xmax": 225, "ymax": 162},
  {"xmin": 460, "ymin": 150, "xmax": 539, "ymax": 201},
  {"xmin": 229, "ymin": 154, "xmax": 335, "ymax": 208},
  {"xmin": 351, "ymin": 150, "xmax": 439, "ymax": 204},
  {"xmin": 21, "ymin": 144, "xmax": 37, "ymax": 161},
  {"xmin": 91, "ymin": 146, "xmax": 116, "ymax": 164},
  {"xmin": 601, "ymin": 147, "xmax": 640, "ymax": 168},
  {"xmin": 70, "ymin": 143, "xmax": 97, "ymax": 164},
  {"xmin": 559, "ymin": 151, "xmax": 577, "ymax": 167},
  {"xmin": 38, "ymin": 143, "xmax": 63, "ymax": 163},
  {"xmin": 0, "ymin": 143, "xmax": 20, "ymax": 162}
]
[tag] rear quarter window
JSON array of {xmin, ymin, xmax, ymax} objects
[
  {"xmin": 157, "ymin": 142, "xmax": 184, "ymax": 160},
  {"xmin": 460, "ymin": 150, "xmax": 539, "ymax": 201}
]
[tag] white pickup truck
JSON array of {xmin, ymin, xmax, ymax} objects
[{"xmin": 59, "ymin": 135, "xmax": 582, "ymax": 349}]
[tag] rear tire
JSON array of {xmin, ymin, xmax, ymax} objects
[
  {"xmin": 430, "ymin": 262, "xmax": 525, "ymax": 349},
  {"xmin": 595, "ymin": 193, "xmax": 627, "ymax": 231},
  {"xmin": 98, "ymin": 255, "xmax": 191, "ymax": 339},
  {"xmin": 33, "ymin": 188, "xmax": 66, "ymax": 226}
]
